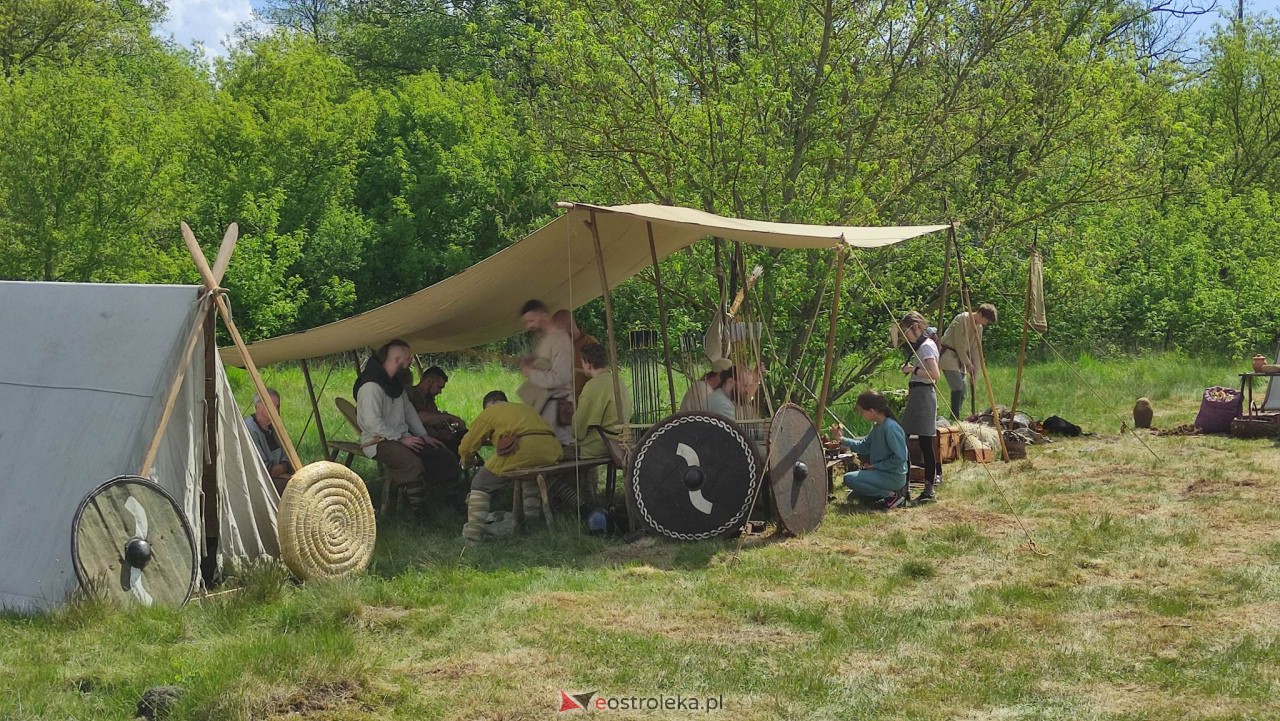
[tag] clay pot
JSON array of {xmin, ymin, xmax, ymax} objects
[{"xmin": 1253, "ymin": 355, "xmax": 1267, "ymax": 372}]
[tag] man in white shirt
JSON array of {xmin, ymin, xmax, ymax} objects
[
  {"xmin": 517, "ymin": 299, "xmax": 576, "ymax": 445},
  {"xmin": 354, "ymin": 339, "xmax": 460, "ymax": 517}
]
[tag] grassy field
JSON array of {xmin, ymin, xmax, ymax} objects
[{"xmin": 3, "ymin": 354, "xmax": 1278, "ymax": 720}]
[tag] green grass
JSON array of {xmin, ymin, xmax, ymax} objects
[{"xmin": 4, "ymin": 353, "xmax": 1279, "ymax": 720}]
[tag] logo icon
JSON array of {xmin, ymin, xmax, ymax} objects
[{"xmin": 559, "ymin": 690, "xmax": 597, "ymax": 712}]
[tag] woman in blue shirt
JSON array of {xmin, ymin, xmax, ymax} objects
[{"xmin": 833, "ymin": 389, "xmax": 909, "ymax": 510}]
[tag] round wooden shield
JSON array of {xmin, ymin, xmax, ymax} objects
[
  {"xmin": 629, "ymin": 412, "xmax": 763, "ymax": 541},
  {"xmin": 767, "ymin": 404, "xmax": 827, "ymax": 536},
  {"xmin": 72, "ymin": 476, "xmax": 197, "ymax": 608}
]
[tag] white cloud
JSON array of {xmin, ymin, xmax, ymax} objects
[{"xmin": 156, "ymin": 0, "xmax": 263, "ymax": 60}]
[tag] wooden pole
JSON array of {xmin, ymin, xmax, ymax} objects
[
  {"xmin": 142, "ymin": 223, "xmax": 240, "ymax": 477},
  {"xmin": 647, "ymin": 222, "xmax": 678, "ymax": 413},
  {"xmin": 200, "ymin": 304, "xmax": 220, "ymax": 537},
  {"xmin": 816, "ymin": 245, "xmax": 846, "ymax": 428},
  {"xmin": 938, "ymin": 228, "xmax": 952, "ymax": 332},
  {"xmin": 139, "ymin": 295, "xmax": 214, "ymax": 475},
  {"xmin": 585, "ymin": 211, "xmax": 631, "ymax": 444},
  {"xmin": 301, "ymin": 358, "xmax": 331, "ymax": 461},
  {"xmin": 952, "ymin": 227, "xmax": 1009, "ymax": 461},
  {"xmin": 1010, "ymin": 237, "xmax": 1037, "ymax": 415},
  {"xmin": 952, "ymin": 223, "xmax": 977, "ymax": 417},
  {"xmin": 182, "ymin": 222, "xmax": 303, "ymax": 471}
]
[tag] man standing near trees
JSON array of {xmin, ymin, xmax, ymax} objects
[{"xmin": 937, "ymin": 303, "xmax": 997, "ymax": 419}]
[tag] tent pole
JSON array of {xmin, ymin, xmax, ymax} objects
[
  {"xmin": 585, "ymin": 210, "xmax": 630, "ymax": 444},
  {"xmin": 938, "ymin": 226, "xmax": 952, "ymax": 333},
  {"xmin": 816, "ymin": 245, "xmax": 846, "ymax": 428},
  {"xmin": 199, "ymin": 304, "xmax": 220, "ymax": 586},
  {"xmin": 952, "ymin": 225, "xmax": 1009, "ymax": 460},
  {"xmin": 301, "ymin": 358, "xmax": 331, "ymax": 461},
  {"xmin": 647, "ymin": 222, "xmax": 677, "ymax": 413},
  {"xmin": 1010, "ymin": 234, "xmax": 1037, "ymax": 415},
  {"xmin": 182, "ymin": 222, "xmax": 303, "ymax": 472},
  {"xmin": 140, "ymin": 294, "xmax": 214, "ymax": 476}
]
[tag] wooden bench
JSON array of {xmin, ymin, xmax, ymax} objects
[{"xmin": 502, "ymin": 456, "xmax": 612, "ymax": 532}]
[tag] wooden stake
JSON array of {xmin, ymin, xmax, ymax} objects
[
  {"xmin": 952, "ymin": 227, "xmax": 1009, "ymax": 461},
  {"xmin": 211, "ymin": 223, "xmax": 238, "ymax": 281},
  {"xmin": 816, "ymin": 245, "xmax": 846, "ymax": 428},
  {"xmin": 301, "ymin": 358, "xmax": 331, "ymax": 461},
  {"xmin": 647, "ymin": 222, "xmax": 678, "ymax": 414}
]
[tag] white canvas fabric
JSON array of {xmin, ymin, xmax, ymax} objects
[
  {"xmin": 0, "ymin": 281, "xmax": 277, "ymax": 613},
  {"xmin": 223, "ymin": 202, "xmax": 947, "ymax": 366}
]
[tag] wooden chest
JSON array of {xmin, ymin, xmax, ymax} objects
[{"xmin": 908, "ymin": 427, "xmax": 963, "ymax": 465}]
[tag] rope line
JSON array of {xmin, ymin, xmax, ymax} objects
[{"xmin": 846, "ymin": 247, "xmax": 1046, "ymax": 556}]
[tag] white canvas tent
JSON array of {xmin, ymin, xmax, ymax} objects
[
  {"xmin": 222, "ymin": 202, "xmax": 947, "ymax": 366},
  {"xmin": 0, "ymin": 280, "xmax": 279, "ymax": 613}
]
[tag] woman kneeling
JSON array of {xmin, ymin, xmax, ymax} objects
[{"xmin": 834, "ymin": 390, "xmax": 909, "ymax": 510}]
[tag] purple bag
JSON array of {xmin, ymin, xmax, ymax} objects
[{"xmin": 1195, "ymin": 386, "xmax": 1242, "ymax": 434}]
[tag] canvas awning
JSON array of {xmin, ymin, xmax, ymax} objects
[{"xmin": 221, "ymin": 202, "xmax": 947, "ymax": 366}]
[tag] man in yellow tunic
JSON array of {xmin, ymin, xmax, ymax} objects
[
  {"xmin": 573, "ymin": 342, "xmax": 630, "ymax": 460},
  {"xmin": 458, "ymin": 390, "xmax": 564, "ymax": 542}
]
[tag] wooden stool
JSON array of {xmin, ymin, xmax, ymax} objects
[{"xmin": 510, "ymin": 473, "xmax": 553, "ymax": 532}]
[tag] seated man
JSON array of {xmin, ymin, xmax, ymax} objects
[
  {"xmin": 680, "ymin": 358, "xmax": 732, "ymax": 412},
  {"xmin": 355, "ymin": 339, "xmax": 462, "ymax": 518},
  {"xmin": 573, "ymin": 342, "xmax": 631, "ymax": 458},
  {"xmin": 458, "ymin": 390, "xmax": 565, "ymax": 542},
  {"xmin": 244, "ymin": 387, "xmax": 293, "ymax": 494},
  {"xmin": 707, "ymin": 366, "xmax": 739, "ymax": 420},
  {"xmin": 405, "ymin": 365, "xmax": 467, "ymax": 453},
  {"xmin": 551, "ymin": 342, "xmax": 632, "ymax": 512}
]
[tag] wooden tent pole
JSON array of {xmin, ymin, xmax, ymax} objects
[
  {"xmin": 816, "ymin": 245, "xmax": 846, "ymax": 427},
  {"xmin": 952, "ymin": 226, "xmax": 1009, "ymax": 460},
  {"xmin": 585, "ymin": 211, "xmax": 631, "ymax": 444},
  {"xmin": 139, "ymin": 294, "xmax": 215, "ymax": 475},
  {"xmin": 141, "ymin": 223, "xmax": 242, "ymax": 478},
  {"xmin": 1010, "ymin": 235, "xmax": 1037, "ymax": 415},
  {"xmin": 182, "ymin": 222, "xmax": 303, "ymax": 472},
  {"xmin": 647, "ymin": 222, "xmax": 678, "ymax": 413},
  {"xmin": 938, "ymin": 227, "xmax": 952, "ymax": 333},
  {"xmin": 301, "ymin": 358, "xmax": 331, "ymax": 461},
  {"xmin": 201, "ymin": 304, "xmax": 220, "ymax": 536}
]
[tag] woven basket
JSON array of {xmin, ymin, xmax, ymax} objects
[
  {"xmin": 278, "ymin": 461, "xmax": 377, "ymax": 581},
  {"xmin": 1229, "ymin": 415, "xmax": 1280, "ymax": 439}
]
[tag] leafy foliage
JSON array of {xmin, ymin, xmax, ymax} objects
[{"xmin": 0, "ymin": 0, "xmax": 1278, "ymax": 372}]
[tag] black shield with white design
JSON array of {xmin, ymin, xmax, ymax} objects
[
  {"xmin": 629, "ymin": 412, "xmax": 762, "ymax": 540},
  {"xmin": 72, "ymin": 476, "xmax": 197, "ymax": 607},
  {"xmin": 767, "ymin": 404, "xmax": 828, "ymax": 536}
]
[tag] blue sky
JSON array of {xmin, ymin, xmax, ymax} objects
[{"xmin": 154, "ymin": 0, "xmax": 1280, "ymax": 60}]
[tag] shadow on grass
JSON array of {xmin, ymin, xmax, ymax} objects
[{"xmin": 367, "ymin": 502, "xmax": 730, "ymax": 578}]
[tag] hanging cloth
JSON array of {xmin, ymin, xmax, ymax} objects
[{"xmin": 1029, "ymin": 251, "xmax": 1048, "ymax": 332}]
